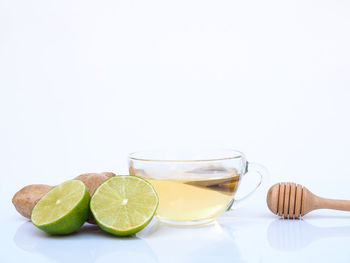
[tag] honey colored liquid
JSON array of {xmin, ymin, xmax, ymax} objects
[{"xmin": 133, "ymin": 167, "xmax": 241, "ymax": 222}]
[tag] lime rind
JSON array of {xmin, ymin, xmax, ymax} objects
[{"xmin": 90, "ymin": 175, "xmax": 158, "ymax": 236}]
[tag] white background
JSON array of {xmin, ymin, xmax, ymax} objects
[
  {"xmin": 1, "ymin": 1, "xmax": 350, "ymax": 262},
  {"xmin": 1, "ymin": 0, "xmax": 350, "ymax": 192}
]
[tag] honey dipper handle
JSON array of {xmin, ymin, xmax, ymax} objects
[{"xmin": 315, "ymin": 196, "xmax": 350, "ymax": 212}]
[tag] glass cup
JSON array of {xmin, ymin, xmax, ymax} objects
[{"xmin": 128, "ymin": 149, "xmax": 268, "ymax": 226}]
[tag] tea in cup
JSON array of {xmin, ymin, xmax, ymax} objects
[{"xmin": 129, "ymin": 149, "xmax": 267, "ymax": 225}]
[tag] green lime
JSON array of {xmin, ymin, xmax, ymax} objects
[
  {"xmin": 90, "ymin": 175, "xmax": 158, "ymax": 236},
  {"xmin": 31, "ymin": 180, "xmax": 90, "ymax": 235}
]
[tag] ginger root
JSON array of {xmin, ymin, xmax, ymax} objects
[{"xmin": 12, "ymin": 172, "xmax": 116, "ymax": 224}]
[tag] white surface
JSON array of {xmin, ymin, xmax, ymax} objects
[
  {"xmin": 3, "ymin": 182, "xmax": 350, "ymax": 263},
  {"xmin": 1, "ymin": 0, "xmax": 350, "ymax": 262}
]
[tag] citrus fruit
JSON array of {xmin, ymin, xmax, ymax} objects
[
  {"xmin": 31, "ymin": 180, "xmax": 90, "ymax": 235},
  {"xmin": 90, "ymin": 175, "xmax": 158, "ymax": 236}
]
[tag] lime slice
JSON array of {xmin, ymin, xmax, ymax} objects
[
  {"xmin": 90, "ymin": 175, "xmax": 158, "ymax": 236},
  {"xmin": 31, "ymin": 180, "xmax": 90, "ymax": 235}
]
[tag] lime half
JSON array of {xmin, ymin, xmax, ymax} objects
[
  {"xmin": 31, "ymin": 180, "xmax": 90, "ymax": 235},
  {"xmin": 90, "ymin": 175, "xmax": 158, "ymax": 236}
]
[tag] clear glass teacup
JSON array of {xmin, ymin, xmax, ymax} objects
[{"xmin": 128, "ymin": 149, "xmax": 268, "ymax": 226}]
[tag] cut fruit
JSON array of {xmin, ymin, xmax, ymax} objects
[
  {"xmin": 90, "ymin": 175, "xmax": 158, "ymax": 236},
  {"xmin": 31, "ymin": 180, "xmax": 90, "ymax": 235}
]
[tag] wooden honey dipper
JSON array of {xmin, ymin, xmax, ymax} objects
[{"xmin": 267, "ymin": 182, "xmax": 350, "ymax": 218}]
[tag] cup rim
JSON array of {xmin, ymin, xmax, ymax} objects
[{"xmin": 128, "ymin": 149, "xmax": 245, "ymax": 162}]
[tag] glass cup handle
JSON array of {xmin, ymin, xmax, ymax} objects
[{"xmin": 227, "ymin": 162, "xmax": 269, "ymax": 210}]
